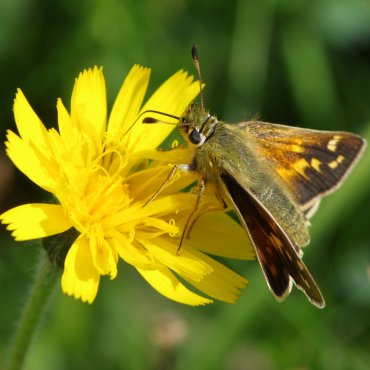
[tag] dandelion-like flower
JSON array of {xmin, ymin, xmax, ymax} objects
[{"xmin": 1, "ymin": 66, "xmax": 254, "ymax": 305}]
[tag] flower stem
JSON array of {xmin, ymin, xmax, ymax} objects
[{"xmin": 6, "ymin": 249, "xmax": 59, "ymax": 370}]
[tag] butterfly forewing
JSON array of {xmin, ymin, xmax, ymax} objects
[{"xmin": 240, "ymin": 121, "xmax": 366, "ymax": 213}]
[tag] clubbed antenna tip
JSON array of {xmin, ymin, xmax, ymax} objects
[
  {"xmin": 191, "ymin": 45, "xmax": 199, "ymax": 62},
  {"xmin": 191, "ymin": 45, "xmax": 204, "ymax": 109}
]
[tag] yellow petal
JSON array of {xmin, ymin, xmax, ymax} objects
[
  {"xmin": 182, "ymin": 250, "xmax": 248, "ymax": 303},
  {"xmin": 143, "ymin": 193, "xmax": 197, "ymax": 216},
  {"xmin": 13, "ymin": 89, "xmax": 49, "ymax": 148},
  {"xmin": 57, "ymin": 98, "xmax": 77, "ymax": 144},
  {"xmin": 136, "ymin": 266, "xmax": 212, "ymax": 306},
  {"xmin": 137, "ymin": 236, "xmax": 213, "ymax": 281},
  {"xmin": 5, "ymin": 130, "xmax": 55, "ymax": 190},
  {"xmin": 107, "ymin": 193, "xmax": 196, "ymax": 229},
  {"xmin": 89, "ymin": 236, "xmax": 118, "ymax": 278},
  {"xmin": 111, "ymin": 232, "xmax": 160, "ymax": 270},
  {"xmin": 127, "ymin": 163, "xmax": 197, "ymax": 201},
  {"xmin": 139, "ymin": 217, "xmax": 178, "ymax": 235},
  {"xmin": 61, "ymin": 235, "xmax": 100, "ymax": 303},
  {"xmin": 127, "ymin": 70, "xmax": 200, "ymax": 153},
  {"xmin": 0, "ymin": 203, "xmax": 71, "ymax": 241},
  {"xmin": 70, "ymin": 66, "xmax": 107, "ymax": 143},
  {"xmin": 107, "ymin": 65, "xmax": 151, "ymax": 138},
  {"xmin": 186, "ymin": 212, "xmax": 255, "ymax": 260},
  {"xmin": 137, "ymin": 147, "xmax": 197, "ymax": 165}
]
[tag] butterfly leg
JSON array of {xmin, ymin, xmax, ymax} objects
[
  {"xmin": 184, "ymin": 181, "xmax": 228, "ymax": 240},
  {"xmin": 177, "ymin": 178, "xmax": 206, "ymax": 255},
  {"xmin": 145, "ymin": 164, "xmax": 194, "ymax": 207}
]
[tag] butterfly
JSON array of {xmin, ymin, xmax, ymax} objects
[{"xmin": 144, "ymin": 46, "xmax": 366, "ymax": 308}]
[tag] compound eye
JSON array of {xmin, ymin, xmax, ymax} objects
[{"xmin": 189, "ymin": 129, "xmax": 202, "ymax": 144}]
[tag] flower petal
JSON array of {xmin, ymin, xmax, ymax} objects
[
  {"xmin": 13, "ymin": 89, "xmax": 49, "ymax": 148},
  {"xmin": 127, "ymin": 70, "xmax": 200, "ymax": 153},
  {"xmin": 138, "ymin": 236, "xmax": 213, "ymax": 281},
  {"xmin": 127, "ymin": 163, "xmax": 197, "ymax": 201},
  {"xmin": 5, "ymin": 130, "xmax": 55, "ymax": 190},
  {"xmin": 70, "ymin": 66, "xmax": 107, "ymax": 143},
  {"xmin": 90, "ymin": 236, "xmax": 118, "ymax": 278},
  {"xmin": 0, "ymin": 203, "xmax": 72, "ymax": 241},
  {"xmin": 61, "ymin": 235, "xmax": 100, "ymax": 304},
  {"xmin": 108, "ymin": 65, "xmax": 151, "ymax": 138},
  {"xmin": 112, "ymin": 232, "xmax": 160, "ymax": 270},
  {"xmin": 136, "ymin": 147, "xmax": 197, "ymax": 165},
  {"xmin": 57, "ymin": 98, "xmax": 77, "ymax": 144},
  {"xmin": 182, "ymin": 250, "xmax": 248, "ymax": 303},
  {"xmin": 107, "ymin": 193, "xmax": 196, "ymax": 229},
  {"xmin": 136, "ymin": 266, "xmax": 212, "ymax": 306},
  {"xmin": 186, "ymin": 212, "xmax": 255, "ymax": 260}
]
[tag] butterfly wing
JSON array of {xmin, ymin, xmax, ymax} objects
[
  {"xmin": 221, "ymin": 172, "xmax": 325, "ymax": 308},
  {"xmin": 240, "ymin": 121, "xmax": 366, "ymax": 216}
]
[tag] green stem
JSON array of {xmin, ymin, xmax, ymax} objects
[{"xmin": 6, "ymin": 249, "xmax": 59, "ymax": 370}]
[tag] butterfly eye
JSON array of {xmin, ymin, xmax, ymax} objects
[{"xmin": 189, "ymin": 129, "xmax": 202, "ymax": 145}]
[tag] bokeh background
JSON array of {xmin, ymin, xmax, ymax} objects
[{"xmin": 1, "ymin": 0, "xmax": 369, "ymax": 369}]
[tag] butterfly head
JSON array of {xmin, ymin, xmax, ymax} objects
[{"xmin": 180, "ymin": 103, "xmax": 218, "ymax": 146}]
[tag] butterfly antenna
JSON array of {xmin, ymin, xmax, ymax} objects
[
  {"xmin": 191, "ymin": 45, "xmax": 204, "ymax": 109},
  {"xmin": 124, "ymin": 110, "xmax": 180, "ymax": 134}
]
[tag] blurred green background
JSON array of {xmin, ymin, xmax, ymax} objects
[{"xmin": 0, "ymin": 0, "xmax": 369, "ymax": 369}]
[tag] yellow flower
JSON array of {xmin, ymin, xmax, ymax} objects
[{"xmin": 1, "ymin": 66, "xmax": 254, "ymax": 305}]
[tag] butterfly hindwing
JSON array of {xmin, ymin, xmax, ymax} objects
[{"xmin": 221, "ymin": 172, "xmax": 325, "ymax": 308}]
